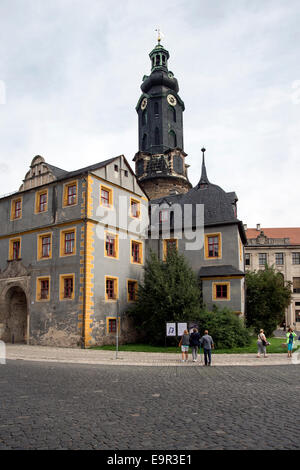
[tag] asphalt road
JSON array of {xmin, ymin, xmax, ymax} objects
[{"xmin": 0, "ymin": 360, "xmax": 299, "ymax": 450}]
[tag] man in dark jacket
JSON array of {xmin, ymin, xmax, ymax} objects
[
  {"xmin": 189, "ymin": 328, "xmax": 201, "ymax": 362},
  {"xmin": 200, "ymin": 330, "xmax": 214, "ymax": 366}
]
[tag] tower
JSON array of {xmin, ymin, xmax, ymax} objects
[{"xmin": 133, "ymin": 37, "xmax": 192, "ymax": 200}]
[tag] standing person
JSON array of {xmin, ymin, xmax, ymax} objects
[
  {"xmin": 189, "ymin": 328, "xmax": 201, "ymax": 362},
  {"xmin": 200, "ymin": 330, "xmax": 214, "ymax": 366},
  {"xmin": 286, "ymin": 328, "xmax": 297, "ymax": 358},
  {"xmin": 257, "ymin": 329, "xmax": 268, "ymax": 358},
  {"xmin": 179, "ymin": 329, "xmax": 190, "ymax": 362}
]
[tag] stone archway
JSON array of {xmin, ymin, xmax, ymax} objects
[{"xmin": 1, "ymin": 286, "xmax": 28, "ymax": 343}]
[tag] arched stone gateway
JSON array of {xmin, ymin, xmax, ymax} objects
[{"xmin": 0, "ymin": 286, "xmax": 28, "ymax": 343}]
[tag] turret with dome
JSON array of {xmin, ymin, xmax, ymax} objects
[{"xmin": 133, "ymin": 35, "xmax": 192, "ymax": 200}]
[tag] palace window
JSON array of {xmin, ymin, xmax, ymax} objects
[
  {"xmin": 213, "ymin": 282, "xmax": 230, "ymax": 301},
  {"xmin": 11, "ymin": 198, "xmax": 22, "ymax": 220},
  {"xmin": 108, "ymin": 318, "xmax": 117, "ymax": 333},
  {"xmin": 245, "ymin": 253, "xmax": 251, "ymax": 266},
  {"xmin": 131, "ymin": 240, "xmax": 143, "ymax": 264},
  {"xmin": 105, "ymin": 233, "xmax": 118, "ymax": 258},
  {"xmin": 12, "ymin": 240, "xmax": 20, "ymax": 260},
  {"xmin": 59, "ymin": 274, "xmax": 75, "ymax": 300},
  {"xmin": 63, "ymin": 181, "xmax": 78, "ymax": 207},
  {"xmin": 100, "ymin": 185, "xmax": 113, "ymax": 208},
  {"xmin": 60, "ymin": 228, "xmax": 76, "ymax": 257},
  {"xmin": 130, "ymin": 198, "xmax": 140, "ymax": 218},
  {"xmin": 41, "ymin": 235, "xmax": 51, "ymax": 258},
  {"xmin": 205, "ymin": 234, "xmax": 221, "ymax": 259},
  {"xmin": 64, "ymin": 278, "xmax": 73, "ymax": 299},
  {"xmin": 105, "ymin": 277, "xmax": 118, "ymax": 301},
  {"xmin": 40, "ymin": 279, "xmax": 49, "ymax": 300},
  {"xmin": 159, "ymin": 209, "xmax": 168, "ymax": 223},
  {"xmin": 292, "ymin": 253, "xmax": 300, "ymax": 265},
  {"xmin": 293, "ymin": 277, "xmax": 300, "ymax": 294},
  {"xmin": 36, "ymin": 277, "xmax": 50, "ymax": 301},
  {"xmin": 9, "ymin": 238, "xmax": 21, "ymax": 260},
  {"xmin": 259, "ymin": 253, "xmax": 267, "ymax": 265},
  {"xmin": 127, "ymin": 280, "xmax": 138, "ymax": 302},
  {"xmin": 67, "ymin": 184, "xmax": 76, "ymax": 205},
  {"xmin": 39, "ymin": 193, "xmax": 47, "ymax": 212},
  {"xmin": 64, "ymin": 231, "xmax": 75, "ymax": 255},
  {"xmin": 216, "ymin": 285, "xmax": 228, "ymax": 299},
  {"xmin": 35, "ymin": 189, "xmax": 48, "ymax": 213},
  {"xmin": 163, "ymin": 239, "xmax": 178, "ymax": 260},
  {"xmin": 275, "ymin": 253, "xmax": 284, "ymax": 265}
]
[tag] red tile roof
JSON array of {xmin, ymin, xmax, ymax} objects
[{"xmin": 246, "ymin": 228, "xmax": 300, "ymax": 245}]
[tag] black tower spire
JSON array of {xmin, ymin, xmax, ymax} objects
[
  {"xmin": 197, "ymin": 147, "xmax": 210, "ymax": 189},
  {"xmin": 136, "ymin": 40, "xmax": 184, "ymax": 154},
  {"xmin": 133, "ymin": 38, "xmax": 191, "ymax": 200}
]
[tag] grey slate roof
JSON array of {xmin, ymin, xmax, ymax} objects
[
  {"xmin": 49, "ymin": 157, "xmax": 119, "ymax": 182},
  {"xmin": 150, "ymin": 155, "xmax": 247, "ymax": 243},
  {"xmin": 151, "ymin": 182, "xmax": 238, "ymax": 226},
  {"xmin": 199, "ymin": 265, "xmax": 245, "ymax": 277},
  {"xmin": 47, "ymin": 163, "xmax": 69, "ymax": 179}
]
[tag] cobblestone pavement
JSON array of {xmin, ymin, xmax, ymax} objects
[
  {"xmin": 4, "ymin": 344, "xmax": 300, "ymax": 367},
  {"xmin": 0, "ymin": 360, "xmax": 299, "ymax": 450}
]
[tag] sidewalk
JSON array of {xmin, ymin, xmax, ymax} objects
[{"xmin": 4, "ymin": 344, "xmax": 299, "ymax": 367}]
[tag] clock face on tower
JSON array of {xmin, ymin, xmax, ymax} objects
[
  {"xmin": 167, "ymin": 94, "xmax": 177, "ymax": 106},
  {"xmin": 141, "ymin": 98, "xmax": 148, "ymax": 110}
]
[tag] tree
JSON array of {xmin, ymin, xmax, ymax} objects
[
  {"xmin": 130, "ymin": 249, "xmax": 201, "ymax": 344},
  {"xmin": 194, "ymin": 307, "xmax": 251, "ymax": 349},
  {"xmin": 130, "ymin": 249, "xmax": 251, "ymax": 347},
  {"xmin": 245, "ymin": 265, "xmax": 292, "ymax": 336}
]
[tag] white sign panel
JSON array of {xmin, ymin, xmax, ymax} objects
[
  {"xmin": 166, "ymin": 323, "xmax": 176, "ymax": 336},
  {"xmin": 177, "ymin": 322, "xmax": 187, "ymax": 337}
]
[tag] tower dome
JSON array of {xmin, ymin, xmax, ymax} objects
[{"xmin": 133, "ymin": 39, "xmax": 191, "ymax": 200}]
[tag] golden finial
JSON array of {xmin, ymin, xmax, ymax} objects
[{"xmin": 155, "ymin": 27, "xmax": 164, "ymax": 44}]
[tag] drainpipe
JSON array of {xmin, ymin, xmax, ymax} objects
[{"xmin": 81, "ymin": 174, "xmax": 88, "ymax": 348}]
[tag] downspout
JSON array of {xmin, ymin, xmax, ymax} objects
[{"xmin": 81, "ymin": 174, "xmax": 88, "ymax": 348}]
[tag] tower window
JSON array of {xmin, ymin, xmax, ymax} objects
[
  {"xmin": 137, "ymin": 159, "xmax": 144, "ymax": 176},
  {"xmin": 172, "ymin": 107, "xmax": 176, "ymax": 122},
  {"xmin": 155, "ymin": 127, "xmax": 160, "ymax": 145},
  {"xmin": 162, "ymin": 55, "xmax": 166, "ymax": 64},
  {"xmin": 173, "ymin": 155, "xmax": 183, "ymax": 174},
  {"xmin": 154, "ymin": 102, "xmax": 159, "ymax": 116},
  {"xmin": 156, "ymin": 55, "xmax": 160, "ymax": 66},
  {"xmin": 142, "ymin": 110, "xmax": 147, "ymax": 126},
  {"xmin": 142, "ymin": 134, "xmax": 147, "ymax": 151},
  {"xmin": 169, "ymin": 130, "xmax": 177, "ymax": 148}
]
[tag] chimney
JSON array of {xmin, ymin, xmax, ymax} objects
[
  {"xmin": 243, "ymin": 224, "xmax": 247, "ymax": 231},
  {"xmin": 256, "ymin": 223, "xmax": 261, "ymax": 231}
]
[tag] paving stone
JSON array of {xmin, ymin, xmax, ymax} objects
[{"xmin": 0, "ymin": 360, "xmax": 299, "ymax": 449}]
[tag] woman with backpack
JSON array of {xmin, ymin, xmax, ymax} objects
[
  {"xmin": 257, "ymin": 329, "xmax": 268, "ymax": 358},
  {"xmin": 286, "ymin": 328, "xmax": 297, "ymax": 358}
]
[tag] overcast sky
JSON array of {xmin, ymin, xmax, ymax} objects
[{"xmin": 0, "ymin": 0, "xmax": 300, "ymax": 228}]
